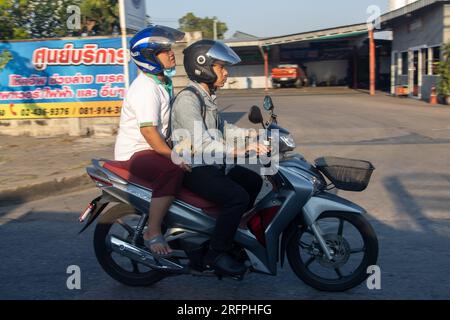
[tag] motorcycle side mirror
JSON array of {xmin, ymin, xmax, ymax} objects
[
  {"xmin": 263, "ymin": 96, "xmax": 274, "ymax": 111},
  {"xmin": 249, "ymin": 106, "xmax": 265, "ymax": 127}
]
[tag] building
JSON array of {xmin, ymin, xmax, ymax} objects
[
  {"xmin": 381, "ymin": 0, "xmax": 450, "ymax": 100},
  {"xmin": 224, "ymin": 26, "xmax": 391, "ymax": 92},
  {"xmin": 224, "ymin": 0, "xmax": 449, "ymax": 101}
]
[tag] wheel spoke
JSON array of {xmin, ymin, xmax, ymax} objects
[
  {"xmin": 305, "ymin": 256, "xmax": 316, "ymax": 268},
  {"xmin": 117, "ymin": 219, "xmax": 135, "ymax": 235},
  {"xmin": 299, "ymin": 240, "xmax": 311, "ymax": 249},
  {"xmin": 334, "ymin": 268, "xmax": 343, "ymax": 279},
  {"xmin": 337, "ymin": 219, "xmax": 344, "ymax": 236},
  {"xmin": 350, "ymin": 247, "xmax": 365, "ymax": 254},
  {"xmin": 131, "ymin": 260, "xmax": 140, "ymax": 273}
]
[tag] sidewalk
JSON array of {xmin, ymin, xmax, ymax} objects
[{"xmin": 0, "ymin": 134, "xmax": 115, "ymax": 206}]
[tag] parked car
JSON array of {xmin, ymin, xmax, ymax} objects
[{"xmin": 271, "ymin": 64, "xmax": 308, "ymax": 88}]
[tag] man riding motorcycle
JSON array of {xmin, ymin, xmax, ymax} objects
[{"xmin": 170, "ymin": 40, "xmax": 269, "ymax": 276}]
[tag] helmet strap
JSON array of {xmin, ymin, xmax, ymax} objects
[{"xmin": 209, "ymin": 83, "xmax": 217, "ymax": 95}]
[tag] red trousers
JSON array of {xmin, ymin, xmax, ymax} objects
[{"xmin": 124, "ymin": 150, "xmax": 184, "ymax": 198}]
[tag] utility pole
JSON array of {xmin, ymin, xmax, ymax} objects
[
  {"xmin": 119, "ymin": 0, "xmax": 130, "ymax": 91},
  {"xmin": 213, "ymin": 19, "xmax": 218, "ymax": 40},
  {"xmin": 369, "ymin": 27, "xmax": 376, "ymax": 96}
]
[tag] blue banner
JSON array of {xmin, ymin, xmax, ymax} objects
[{"xmin": 0, "ymin": 36, "xmax": 137, "ymax": 119}]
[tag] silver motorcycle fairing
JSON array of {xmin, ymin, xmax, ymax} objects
[
  {"xmin": 84, "ymin": 158, "xmax": 362, "ymax": 276},
  {"xmin": 102, "ymin": 181, "xmax": 220, "ymax": 234},
  {"xmin": 302, "ymin": 191, "xmax": 367, "ymax": 226},
  {"xmin": 279, "ymin": 155, "xmax": 326, "ymax": 184},
  {"xmin": 90, "ymin": 171, "xmax": 309, "ymax": 275}
]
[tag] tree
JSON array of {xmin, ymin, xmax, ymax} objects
[
  {"xmin": 179, "ymin": 12, "xmax": 228, "ymax": 40},
  {"xmin": 0, "ymin": 0, "xmax": 28, "ymax": 40},
  {"xmin": 437, "ymin": 43, "xmax": 450, "ymax": 99},
  {"xmin": 0, "ymin": 50, "xmax": 12, "ymax": 71},
  {"xmin": 0, "ymin": 0, "xmax": 120, "ymax": 40},
  {"xmin": 80, "ymin": 0, "xmax": 119, "ymax": 36},
  {"xmin": 25, "ymin": 0, "xmax": 78, "ymax": 38}
]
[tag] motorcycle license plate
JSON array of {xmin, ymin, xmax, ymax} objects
[{"xmin": 281, "ymin": 77, "xmax": 288, "ymax": 81}]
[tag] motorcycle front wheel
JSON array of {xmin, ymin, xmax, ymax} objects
[
  {"xmin": 286, "ymin": 211, "xmax": 378, "ymax": 292},
  {"xmin": 93, "ymin": 204, "xmax": 168, "ymax": 287}
]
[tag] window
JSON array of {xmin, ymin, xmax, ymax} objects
[
  {"xmin": 431, "ymin": 46, "xmax": 441, "ymax": 75},
  {"xmin": 401, "ymin": 52, "xmax": 408, "ymax": 75}
]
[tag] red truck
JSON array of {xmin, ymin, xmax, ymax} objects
[{"xmin": 271, "ymin": 64, "xmax": 308, "ymax": 88}]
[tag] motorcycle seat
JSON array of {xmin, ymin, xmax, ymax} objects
[{"xmin": 103, "ymin": 160, "xmax": 221, "ymax": 217}]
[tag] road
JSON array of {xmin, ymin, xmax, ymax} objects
[{"xmin": 1, "ymin": 88, "xmax": 449, "ymax": 299}]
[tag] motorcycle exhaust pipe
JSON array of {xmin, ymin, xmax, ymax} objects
[{"xmin": 107, "ymin": 235, "xmax": 188, "ymax": 274}]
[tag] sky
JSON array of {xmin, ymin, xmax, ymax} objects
[{"xmin": 145, "ymin": 0, "xmax": 389, "ymax": 38}]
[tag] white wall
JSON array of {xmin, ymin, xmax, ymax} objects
[
  {"xmin": 225, "ymin": 76, "xmax": 267, "ymax": 89},
  {"xmin": 225, "ymin": 60, "xmax": 351, "ymax": 89},
  {"xmin": 225, "ymin": 64, "xmax": 267, "ymax": 89}
]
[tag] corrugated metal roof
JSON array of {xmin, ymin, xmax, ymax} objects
[
  {"xmin": 381, "ymin": 0, "xmax": 450, "ymax": 24},
  {"xmin": 226, "ymin": 23, "xmax": 369, "ymax": 48}
]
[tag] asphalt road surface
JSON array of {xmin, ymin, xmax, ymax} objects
[{"xmin": 1, "ymin": 88, "xmax": 449, "ymax": 300}]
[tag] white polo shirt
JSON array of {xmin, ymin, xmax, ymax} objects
[{"xmin": 114, "ymin": 73, "xmax": 172, "ymax": 161}]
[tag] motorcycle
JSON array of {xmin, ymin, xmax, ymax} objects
[{"xmin": 79, "ymin": 96, "xmax": 378, "ymax": 292}]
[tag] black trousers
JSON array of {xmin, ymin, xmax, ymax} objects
[{"xmin": 183, "ymin": 165, "xmax": 263, "ymax": 253}]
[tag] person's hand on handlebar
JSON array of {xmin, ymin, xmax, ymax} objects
[
  {"xmin": 247, "ymin": 142, "xmax": 270, "ymax": 155},
  {"xmin": 247, "ymin": 129, "xmax": 259, "ymax": 139},
  {"xmin": 234, "ymin": 142, "xmax": 269, "ymax": 158}
]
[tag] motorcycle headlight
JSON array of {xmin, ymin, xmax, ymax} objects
[
  {"xmin": 283, "ymin": 167, "xmax": 324, "ymax": 193},
  {"xmin": 280, "ymin": 134, "xmax": 296, "ymax": 149}
]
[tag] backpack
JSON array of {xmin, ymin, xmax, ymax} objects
[{"xmin": 166, "ymin": 86, "xmax": 208, "ymax": 149}]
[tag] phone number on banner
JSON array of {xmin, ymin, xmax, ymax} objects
[{"xmin": 0, "ymin": 101, "xmax": 123, "ymax": 119}]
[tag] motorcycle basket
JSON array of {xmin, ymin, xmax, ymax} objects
[{"xmin": 314, "ymin": 157, "xmax": 375, "ymax": 192}]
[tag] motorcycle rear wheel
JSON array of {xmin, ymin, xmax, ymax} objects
[
  {"xmin": 94, "ymin": 204, "xmax": 168, "ymax": 287},
  {"xmin": 287, "ymin": 211, "xmax": 378, "ymax": 292}
]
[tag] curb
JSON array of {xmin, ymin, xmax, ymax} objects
[{"xmin": 0, "ymin": 174, "xmax": 93, "ymax": 206}]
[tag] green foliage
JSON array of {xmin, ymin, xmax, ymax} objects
[
  {"xmin": 26, "ymin": 0, "xmax": 78, "ymax": 38},
  {"xmin": 437, "ymin": 43, "xmax": 450, "ymax": 96},
  {"xmin": 0, "ymin": 49, "xmax": 12, "ymax": 70},
  {"xmin": 0, "ymin": 0, "xmax": 120, "ymax": 40},
  {"xmin": 179, "ymin": 12, "xmax": 228, "ymax": 40},
  {"xmin": 79, "ymin": 0, "xmax": 119, "ymax": 36},
  {"xmin": 0, "ymin": 0, "xmax": 28, "ymax": 40}
]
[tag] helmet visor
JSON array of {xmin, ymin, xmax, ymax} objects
[
  {"xmin": 133, "ymin": 25, "xmax": 185, "ymax": 50},
  {"xmin": 206, "ymin": 41, "xmax": 241, "ymax": 66}
]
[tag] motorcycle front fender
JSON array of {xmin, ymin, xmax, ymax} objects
[
  {"xmin": 279, "ymin": 191, "xmax": 366, "ymax": 268},
  {"xmin": 302, "ymin": 191, "xmax": 367, "ymax": 226}
]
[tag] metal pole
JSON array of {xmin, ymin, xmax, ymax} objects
[
  {"xmin": 213, "ymin": 19, "xmax": 218, "ymax": 40},
  {"xmin": 264, "ymin": 50, "xmax": 269, "ymax": 91},
  {"xmin": 119, "ymin": 0, "xmax": 130, "ymax": 91},
  {"xmin": 353, "ymin": 46, "xmax": 358, "ymax": 89},
  {"xmin": 369, "ymin": 27, "xmax": 376, "ymax": 96},
  {"xmin": 259, "ymin": 45, "xmax": 270, "ymax": 91}
]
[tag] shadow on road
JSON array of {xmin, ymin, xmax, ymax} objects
[{"xmin": 0, "ymin": 173, "xmax": 449, "ymax": 299}]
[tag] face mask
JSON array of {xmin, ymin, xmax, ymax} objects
[{"xmin": 164, "ymin": 67, "xmax": 177, "ymax": 78}]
